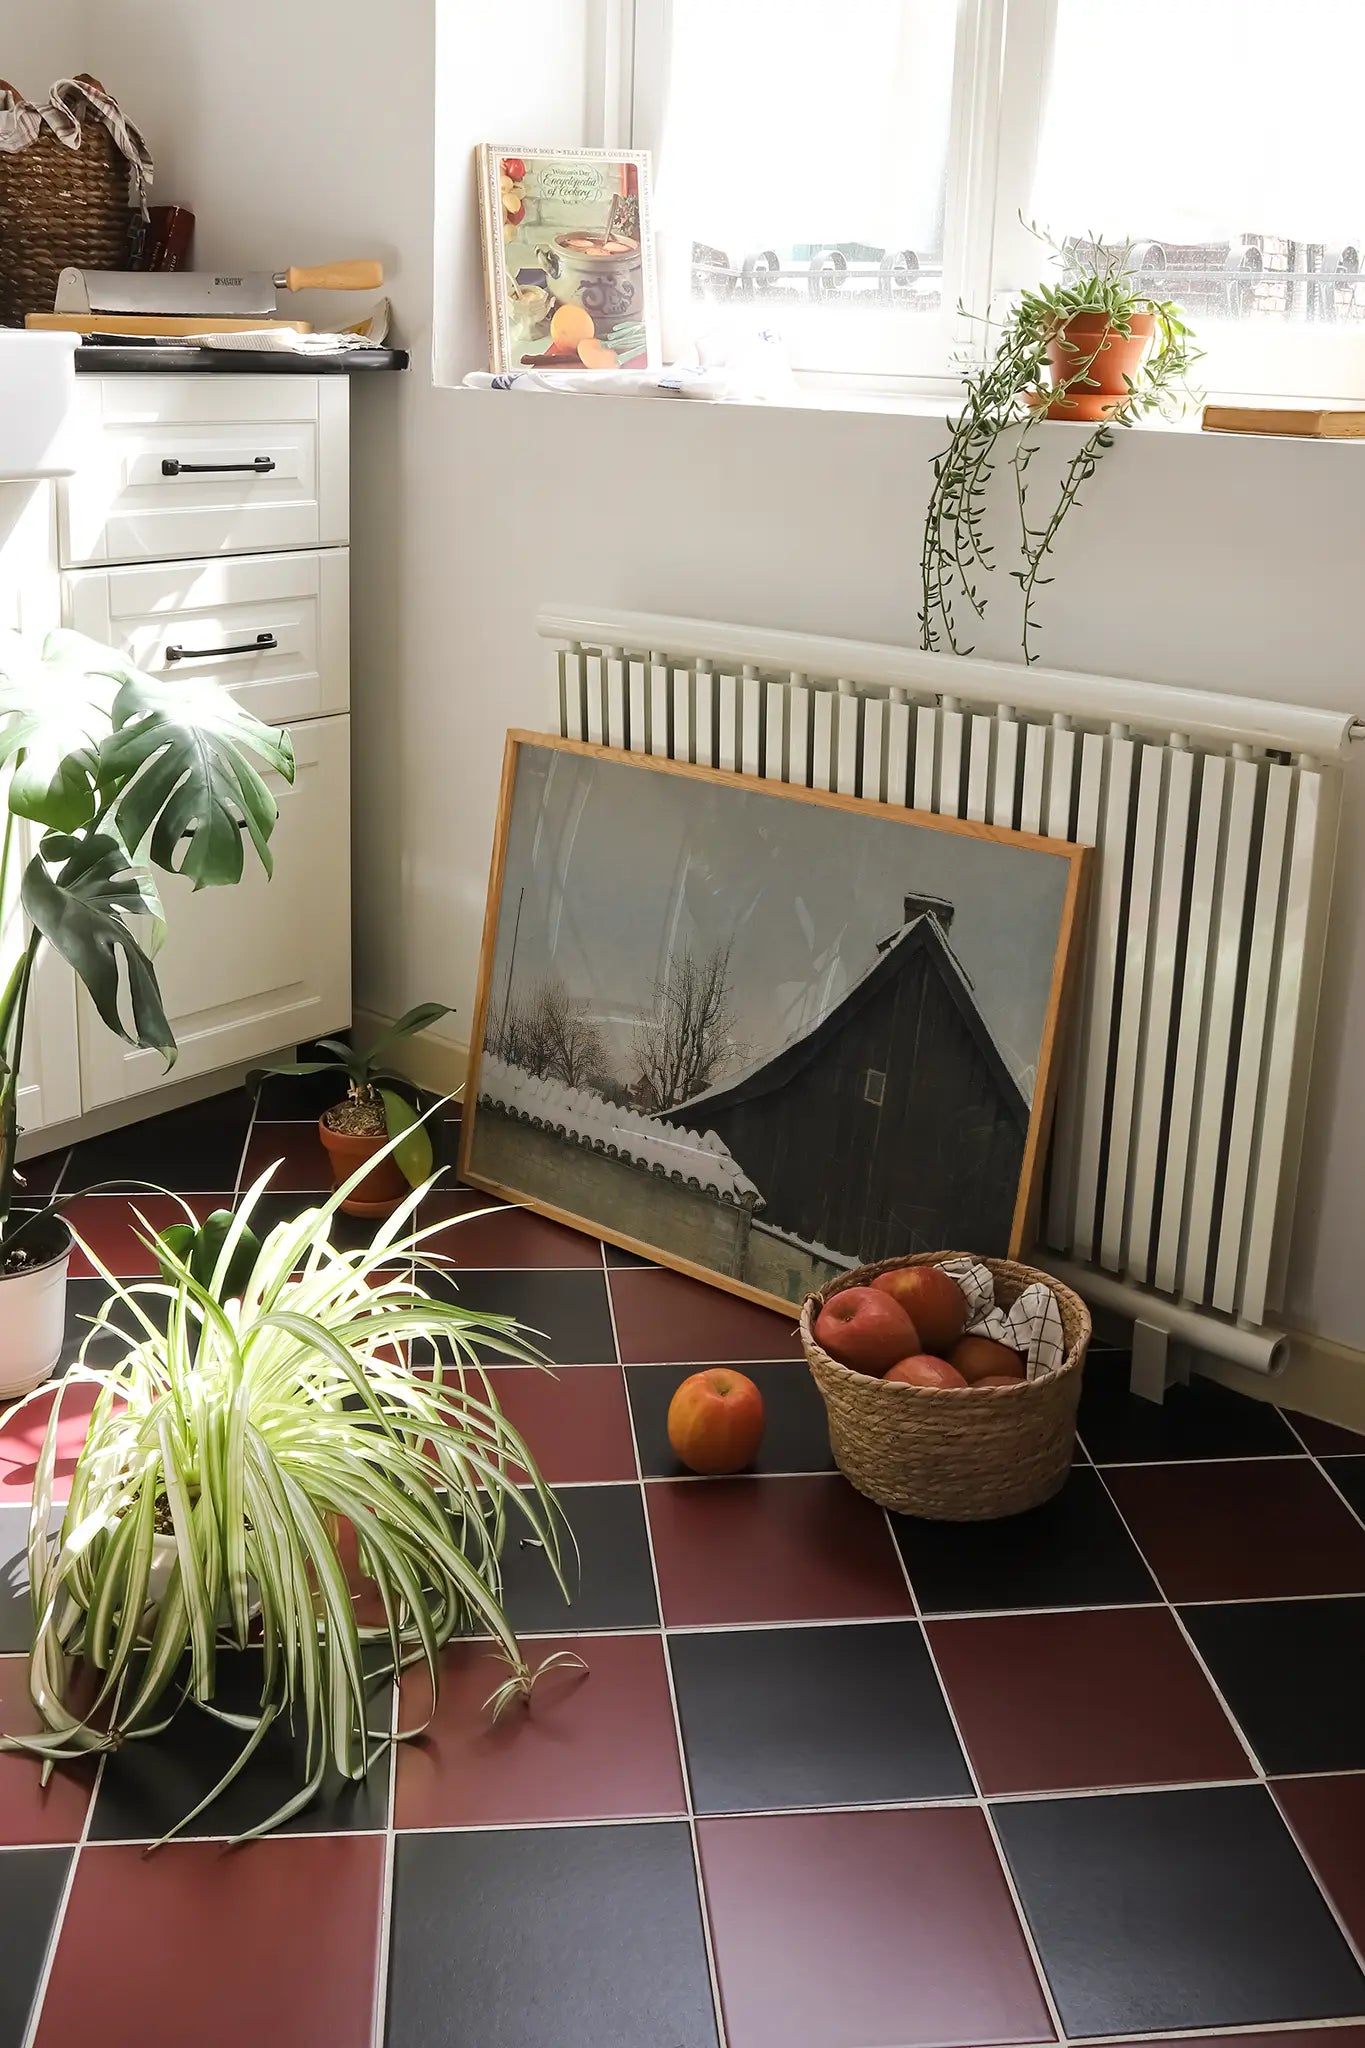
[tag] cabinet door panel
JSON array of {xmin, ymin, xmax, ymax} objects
[{"xmin": 75, "ymin": 716, "xmax": 351, "ymax": 1110}]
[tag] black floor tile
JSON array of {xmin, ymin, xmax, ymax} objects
[
  {"xmin": 60, "ymin": 1277, "xmax": 170, "ymax": 1372},
  {"xmin": 12, "ymin": 1149, "xmax": 67, "ymax": 1199},
  {"xmin": 89, "ymin": 1649, "xmax": 392, "ymax": 1843},
  {"xmin": 626, "ymin": 1362, "xmax": 835, "ymax": 1477},
  {"xmin": 244, "ymin": 1190, "xmax": 416, "ymax": 1263},
  {"xmin": 0, "ymin": 1846, "xmax": 72, "ymax": 2047},
  {"xmin": 1181, "ymin": 1597, "xmax": 1365, "ymax": 1775},
  {"xmin": 386, "ymin": 1823, "xmax": 718, "ymax": 2048},
  {"xmin": 1079, "ymin": 1357, "xmax": 1304, "ymax": 1464},
  {"xmin": 1325, "ymin": 1458, "xmax": 1365, "ymax": 1523},
  {"xmin": 491, "ymin": 1483, "xmax": 658, "ymax": 1635},
  {"xmin": 670, "ymin": 1621, "xmax": 971, "ymax": 1813},
  {"xmin": 64, "ymin": 1090, "xmax": 251, "ymax": 1193},
  {"xmin": 603, "ymin": 1242, "xmax": 657, "ymax": 1269},
  {"xmin": 251, "ymin": 1041, "xmax": 351, "ymax": 1120},
  {"xmin": 890, "ymin": 1467, "xmax": 1159, "ymax": 1615},
  {"xmin": 994, "ymin": 1784, "xmax": 1365, "ymax": 2034},
  {"xmin": 423, "ymin": 1269, "xmax": 617, "ymax": 1367}
]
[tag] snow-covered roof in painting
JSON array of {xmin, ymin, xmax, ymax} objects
[{"xmin": 475, "ymin": 1055, "xmax": 764, "ymax": 1208}]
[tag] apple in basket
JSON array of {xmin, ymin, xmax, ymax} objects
[
  {"xmin": 870, "ymin": 1265, "xmax": 969, "ymax": 1355},
  {"xmin": 947, "ymin": 1335, "xmax": 1027, "ymax": 1383},
  {"xmin": 883, "ymin": 1354, "xmax": 968, "ymax": 1390},
  {"xmin": 813, "ymin": 1287, "xmax": 919, "ymax": 1376}
]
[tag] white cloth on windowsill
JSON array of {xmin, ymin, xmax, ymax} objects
[{"xmin": 937, "ymin": 1257, "xmax": 1069, "ymax": 1381}]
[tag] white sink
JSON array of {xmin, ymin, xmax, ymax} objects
[{"xmin": 0, "ymin": 332, "xmax": 79, "ymax": 478}]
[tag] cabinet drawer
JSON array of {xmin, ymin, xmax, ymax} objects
[
  {"xmin": 58, "ymin": 374, "xmax": 349, "ymax": 566},
  {"xmin": 76, "ymin": 714, "xmax": 352, "ymax": 1110},
  {"xmin": 63, "ymin": 548, "xmax": 350, "ymax": 726}
]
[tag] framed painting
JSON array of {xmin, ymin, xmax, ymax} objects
[
  {"xmin": 476, "ymin": 144, "xmax": 661, "ymax": 372},
  {"xmin": 460, "ymin": 734, "xmax": 1091, "ymax": 1316}
]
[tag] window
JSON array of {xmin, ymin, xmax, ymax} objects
[{"xmin": 624, "ymin": 0, "xmax": 1365, "ymax": 397}]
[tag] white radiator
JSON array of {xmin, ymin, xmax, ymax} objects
[{"xmin": 538, "ymin": 605, "xmax": 1359, "ymax": 1375}]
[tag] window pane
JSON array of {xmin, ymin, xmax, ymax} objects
[
  {"xmin": 653, "ymin": 0, "xmax": 960, "ymax": 377},
  {"xmin": 1031, "ymin": 0, "xmax": 1365, "ymax": 393}
]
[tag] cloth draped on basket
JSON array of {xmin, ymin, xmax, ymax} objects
[
  {"xmin": 0, "ymin": 75, "xmax": 152, "ymax": 204},
  {"xmin": 937, "ymin": 1257, "xmax": 1067, "ymax": 1380}
]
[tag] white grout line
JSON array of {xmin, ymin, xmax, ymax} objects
[
  {"xmin": 879, "ymin": 1499, "xmax": 1071, "ymax": 2045},
  {"xmin": 602, "ymin": 1269, "xmax": 729, "ymax": 2048},
  {"xmin": 369, "ymin": 1665, "xmax": 401, "ymax": 2048}
]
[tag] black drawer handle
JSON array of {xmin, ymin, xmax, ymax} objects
[
  {"xmin": 165, "ymin": 631, "xmax": 278, "ymax": 663},
  {"xmin": 160, "ymin": 456, "xmax": 276, "ymax": 476}
]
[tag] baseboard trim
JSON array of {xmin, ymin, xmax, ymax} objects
[{"xmin": 351, "ymin": 1008, "xmax": 468, "ymax": 1101}]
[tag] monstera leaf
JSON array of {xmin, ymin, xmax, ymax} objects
[
  {"xmin": 21, "ymin": 831, "xmax": 174, "ymax": 1058},
  {"xmin": 97, "ymin": 660, "xmax": 295, "ymax": 889},
  {"xmin": 0, "ymin": 629, "xmax": 113, "ymax": 831}
]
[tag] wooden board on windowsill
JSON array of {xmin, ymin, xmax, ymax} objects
[{"xmin": 1202, "ymin": 401, "xmax": 1365, "ymax": 439}]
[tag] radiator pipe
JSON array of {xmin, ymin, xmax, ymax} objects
[{"xmin": 1036, "ymin": 1255, "xmax": 1289, "ymax": 1375}]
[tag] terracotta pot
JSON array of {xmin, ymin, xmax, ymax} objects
[
  {"xmin": 317, "ymin": 1115, "xmax": 408, "ymax": 1217},
  {"xmin": 1043, "ymin": 309, "xmax": 1155, "ymax": 419}
]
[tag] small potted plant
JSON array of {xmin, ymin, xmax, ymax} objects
[
  {"xmin": 0, "ymin": 628, "xmax": 291, "ymax": 1395},
  {"xmin": 921, "ymin": 230, "xmax": 1200, "ymax": 664},
  {"xmin": 1, "ymin": 1146, "xmax": 573, "ymax": 1843},
  {"xmin": 250, "ymin": 1003, "xmax": 451, "ymax": 1216}
]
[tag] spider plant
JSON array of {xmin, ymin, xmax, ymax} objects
[
  {"xmin": 0, "ymin": 1134, "xmax": 573, "ymax": 1843},
  {"xmin": 248, "ymin": 1001, "xmax": 451, "ymax": 1189},
  {"xmin": 921, "ymin": 228, "xmax": 1200, "ymax": 664}
]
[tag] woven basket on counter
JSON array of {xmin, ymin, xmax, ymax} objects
[
  {"xmin": 0, "ymin": 79, "xmax": 145, "ymax": 328},
  {"xmin": 800, "ymin": 1250, "xmax": 1091, "ymax": 1521}
]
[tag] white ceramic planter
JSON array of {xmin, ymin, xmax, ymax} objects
[{"xmin": 0, "ymin": 1212, "xmax": 72, "ymax": 1398}]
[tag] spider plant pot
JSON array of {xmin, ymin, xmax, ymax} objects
[
  {"xmin": 317, "ymin": 1114, "xmax": 409, "ymax": 1217},
  {"xmin": 0, "ymin": 1209, "xmax": 72, "ymax": 1398},
  {"xmin": 1043, "ymin": 309, "xmax": 1156, "ymax": 420}
]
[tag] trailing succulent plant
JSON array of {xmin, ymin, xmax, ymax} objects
[
  {"xmin": 1, "ymin": 1136, "xmax": 574, "ymax": 1843},
  {"xmin": 921, "ymin": 230, "xmax": 1200, "ymax": 664}
]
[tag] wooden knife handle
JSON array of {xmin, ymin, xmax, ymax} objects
[{"xmin": 280, "ymin": 260, "xmax": 383, "ymax": 293}]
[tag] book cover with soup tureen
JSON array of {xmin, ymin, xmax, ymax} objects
[{"xmin": 476, "ymin": 145, "xmax": 661, "ymax": 372}]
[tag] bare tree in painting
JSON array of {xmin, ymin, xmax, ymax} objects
[
  {"xmin": 631, "ymin": 942, "xmax": 742, "ymax": 1112},
  {"xmin": 494, "ymin": 975, "xmax": 610, "ymax": 1090}
]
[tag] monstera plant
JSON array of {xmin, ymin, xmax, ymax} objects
[{"xmin": 0, "ymin": 627, "xmax": 292, "ymax": 1390}]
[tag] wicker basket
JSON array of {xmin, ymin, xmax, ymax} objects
[
  {"xmin": 801, "ymin": 1250, "xmax": 1091, "ymax": 1521},
  {"xmin": 0, "ymin": 94, "xmax": 135, "ymax": 327}
]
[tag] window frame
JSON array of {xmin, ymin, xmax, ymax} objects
[{"xmin": 605, "ymin": 0, "xmax": 1363, "ymax": 403}]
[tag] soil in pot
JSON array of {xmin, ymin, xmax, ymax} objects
[
  {"xmin": 1, "ymin": 1204, "xmax": 71, "ymax": 1277},
  {"xmin": 319, "ymin": 1101, "xmax": 409, "ymax": 1218}
]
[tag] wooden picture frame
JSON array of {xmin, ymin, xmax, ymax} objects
[{"xmin": 460, "ymin": 732, "xmax": 1091, "ymax": 1317}]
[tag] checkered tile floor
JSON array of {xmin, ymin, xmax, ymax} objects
[{"xmin": 3, "ymin": 1085, "xmax": 1365, "ymax": 2048}]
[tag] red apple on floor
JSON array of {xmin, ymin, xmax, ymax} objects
[
  {"xmin": 947, "ymin": 1335, "xmax": 1026, "ymax": 1383},
  {"xmin": 813, "ymin": 1287, "xmax": 918, "ymax": 1375},
  {"xmin": 667, "ymin": 1369, "xmax": 765, "ymax": 1474},
  {"xmin": 883, "ymin": 1354, "xmax": 968, "ymax": 1389},
  {"xmin": 871, "ymin": 1265, "xmax": 969, "ymax": 1354}
]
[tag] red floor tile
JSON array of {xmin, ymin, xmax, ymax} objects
[
  {"xmin": 646, "ymin": 1476, "xmax": 913, "ymax": 1625},
  {"xmin": 241, "ymin": 1120, "xmax": 332, "ymax": 1193},
  {"xmin": 64, "ymin": 1195, "xmax": 229, "ymax": 1279},
  {"xmin": 609, "ymin": 1266, "xmax": 802, "ymax": 1364},
  {"xmin": 479, "ymin": 1365, "xmax": 638, "ymax": 1484},
  {"xmin": 928, "ymin": 1607, "xmax": 1252, "ymax": 1794},
  {"xmin": 35, "ymin": 1834, "xmax": 384, "ymax": 2048},
  {"xmin": 419, "ymin": 1190, "xmax": 604, "ymax": 1269},
  {"xmin": 1098, "ymin": 2037, "xmax": 1365, "ymax": 2048},
  {"xmin": 1103, "ymin": 1461, "xmax": 1365, "ymax": 1602},
  {"xmin": 698, "ymin": 1806, "xmax": 1054, "ymax": 2048},
  {"xmin": 395, "ymin": 1634, "xmax": 684, "ymax": 1828},
  {"xmin": 0, "ymin": 1379, "xmax": 101, "ymax": 1505},
  {"xmin": 0, "ymin": 1658, "xmax": 97, "ymax": 1846},
  {"xmin": 1274, "ymin": 1775, "xmax": 1365, "ymax": 1952}
]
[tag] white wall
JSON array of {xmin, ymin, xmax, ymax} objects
[
  {"xmin": 74, "ymin": 0, "xmax": 1365, "ymax": 1351},
  {"xmin": 4, "ymin": 4, "xmax": 88, "ymax": 92}
]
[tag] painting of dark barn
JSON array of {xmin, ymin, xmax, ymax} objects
[{"xmin": 462, "ymin": 734, "xmax": 1090, "ymax": 1315}]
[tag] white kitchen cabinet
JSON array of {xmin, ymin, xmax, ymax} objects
[
  {"xmin": 75, "ymin": 715, "xmax": 351, "ymax": 1110},
  {"xmin": 2, "ymin": 368, "xmax": 357, "ymax": 1154}
]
